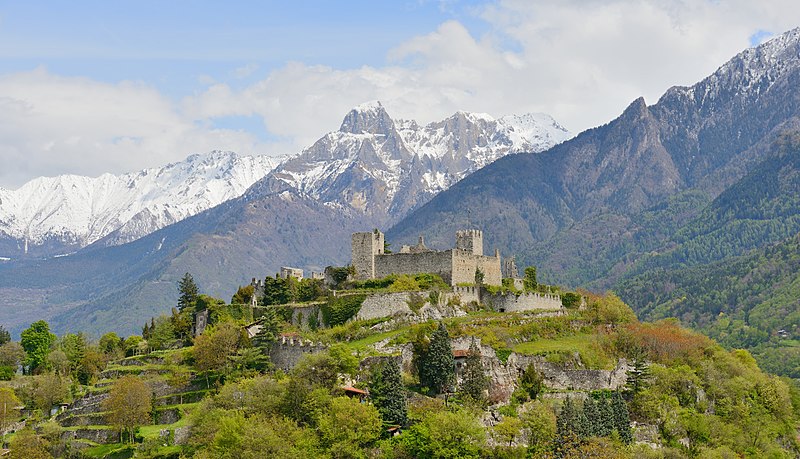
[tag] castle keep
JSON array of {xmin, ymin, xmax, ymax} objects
[{"xmin": 352, "ymin": 229, "xmax": 502, "ymax": 286}]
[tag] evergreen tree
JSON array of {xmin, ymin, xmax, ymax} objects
[
  {"xmin": 556, "ymin": 396, "xmax": 577, "ymax": 439},
  {"xmin": 611, "ymin": 391, "xmax": 633, "ymax": 444},
  {"xmin": 370, "ymin": 359, "xmax": 407, "ymax": 426},
  {"xmin": 523, "ymin": 266, "xmax": 538, "ymax": 291},
  {"xmin": 624, "ymin": 357, "xmax": 651, "ymax": 401},
  {"xmin": 252, "ymin": 309, "xmax": 281, "ymax": 354},
  {"xmin": 596, "ymin": 392, "xmax": 614, "ymax": 437},
  {"xmin": 178, "ymin": 272, "xmax": 199, "ymax": 311},
  {"xmin": 0, "ymin": 325, "xmax": 10, "ymax": 346},
  {"xmin": 582, "ymin": 395, "xmax": 599, "ymax": 437},
  {"xmin": 418, "ymin": 322, "xmax": 455, "ymax": 395},
  {"xmin": 458, "ymin": 339, "xmax": 488, "ymax": 404}
]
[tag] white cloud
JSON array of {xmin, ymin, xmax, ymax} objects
[{"xmin": 2, "ymin": 1, "xmax": 800, "ymax": 188}]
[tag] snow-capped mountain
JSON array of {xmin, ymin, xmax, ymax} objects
[
  {"xmin": 0, "ymin": 151, "xmax": 284, "ymax": 258},
  {"xmin": 270, "ymin": 101, "xmax": 571, "ymax": 224}
]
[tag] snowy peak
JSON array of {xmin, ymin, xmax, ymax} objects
[
  {"xmin": 272, "ymin": 102, "xmax": 572, "ymax": 223},
  {"xmin": 660, "ymin": 27, "xmax": 800, "ymax": 109},
  {"xmin": 0, "ymin": 151, "xmax": 284, "ymax": 257},
  {"xmin": 339, "ymin": 100, "xmax": 396, "ymax": 135}
]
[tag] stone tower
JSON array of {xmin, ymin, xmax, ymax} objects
[
  {"xmin": 352, "ymin": 230, "xmax": 384, "ymax": 279},
  {"xmin": 455, "ymin": 229, "xmax": 483, "ymax": 256}
]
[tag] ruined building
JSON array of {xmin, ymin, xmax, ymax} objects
[{"xmin": 352, "ymin": 229, "xmax": 502, "ymax": 286}]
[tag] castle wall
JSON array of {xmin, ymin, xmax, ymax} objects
[
  {"xmin": 452, "ymin": 285, "xmax": 481, "ymax": 304},
  {"xmin": 451, "ymin": 250, "xmax": 502, "ymax": 286},
  {"xmin": 483, "ymin": 292, "xmax": 563, "ymax": 313},
  {"xmin": 374, "ymin": 250, "xmax": 454, "ymax": 284},
  {"xmin": 269, "ymin": 337, "xmax": 327, "ymax": 372}
]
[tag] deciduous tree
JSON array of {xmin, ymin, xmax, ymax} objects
[
  {"xmin": 0, "ymin": 387, "xmax": 22, "ymax": 433},
  {"xmin": 103, "ymin": 375, "xmax": 152, "ymax": 443},
  {"xmin": 20, "ymin": 321, "xmax": 56, "ymax": 374}
]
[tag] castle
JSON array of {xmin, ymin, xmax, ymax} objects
[{"xmin": 351, "ymin": 229, "xmax": 503, "ymax": 286}]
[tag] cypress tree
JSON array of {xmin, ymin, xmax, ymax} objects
[
  {"xmin": 178, "ymin": 272, "xmax": 199, "ymax": 311},
  {"xmin": 419, "ymin": 322, "xmax": 455, "ymax": 395},
  {"xmin": 612, "ymin": 391, "xmax": 633, "ymax": 444},
  {"xmin": 370, "ymin": 359, "xmax": 407, "ymax": 426},
  {"xmin": 458, "ymin": 339, "xmax": 488, "ymax": 405}
]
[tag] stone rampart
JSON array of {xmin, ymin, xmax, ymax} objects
[
  {"xmin": 374, "ymin": 250, "xmax": 453, "ymax": 283},
  {"xmin": 452, "ymin": 285, "xmax": 480, "ymax": 304},
  {"xmin": 269, "ymin": 336, "xmax": 327, "ymax": 372},
  {"xmin": 484, "ymin": 292, "xmax": 562, "ymax": 313}
]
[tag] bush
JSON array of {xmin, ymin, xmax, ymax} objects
[{"xmin": 321, "ymin": 294, "xmax": 366, "ymax": 327}]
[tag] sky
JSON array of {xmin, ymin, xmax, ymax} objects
[{"xmin": 1, "ymin": 0, "xmax": 800, "ymax": 188}]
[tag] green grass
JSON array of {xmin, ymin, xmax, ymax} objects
[
  {"xmin": 513, "ymin": 334, "xmax": 613, "ymax": 369},
  {"xmin": 346, "ymin": 329, "xmax": 404, "ymax": 353}
]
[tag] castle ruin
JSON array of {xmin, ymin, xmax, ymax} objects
[{"xmin": 351, "ymin": 229, "xmax": 502, "ymax": 286}]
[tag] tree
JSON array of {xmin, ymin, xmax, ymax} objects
[
  {"xmin": 518, "ymin": 363, "xmax": 544, "ymax": 401},
  {"xmin": 582, "ymin": 395, "xmax": 599, "ymax": 437},
  {"xmin": 103, "ymin": 375, "xmax": 152, "ymax": 443},
  {"xmin": 523, "ymin": 266, "xmax": 538, "ymax": 292},
  {"xmin": 520, "ymin": 400, "xmax": 556, "ymax": 453},
  {"xmin": 316, "ymin": 396, "xmax": 382, "ymax": 458},
  {"xmin": 370, "ymin": 359, "xmax": 407, "ymax": 426},
  {"xmin": 252, "ymin": 309, "xmax": 281, "ymax": 354},
  {"xmin": 623, "ymin": 356, "xmax": 651, "ymax": 401},
  {"xmin": 7, "ymin": 428, "xmax": 53, "ymax": 459},
  {"xmin": 26, "ymin": 372, "xmax": 69, "ymax": 414},
  {"xmin": 0, "ymin": 341, "xmax": 25, "ymax": 369},
  {"xmin": 147, "ymin": 315, "xmax": 176, "ymax": 351},
  {"xmin": 398, "ymin": 409, "xmax": 486, "ymax": 458},
  {"xmin": 20, "ymin": 321, "xmax": 56, "ymax": 374},
  {"xmin": 0, "ymin": 387, "xmax": 22, "ymax": 433},
  {"xmin": 59, "ymin": 333, "xmax": 87, "ymax": 376},
  {"xmin": 611, "ymin": 391, "xmax": 633, "ymax": 444},
  {"xmin": 474, "ymin": 267, "xmax": 485, "ymax": 286},
  {"xmin": 193, "ymin": 321, "xmax": 242, "ymax": 386},
  {"xmin": 0, "ymin": 325, "xmax": 10, "ymax": 346},
  {"xmin": 493, "ymin": 416, "xmax": 523, "ymax": 447},
  {"xmin": 98, "ymin": 332, "xmax": 123, "ymax": 358},
  {"xmin": 178, "ymin": 272, "xmax": 199, "ymax": 311},
  {"xmin": 596, "ymin": 392, "xmax": 613, "ymax": 437},
  {"xmin": 418, "ymin": 322, "xmax": 455, "ymax": 396},
  {"xmin": 458, "ymin": 339, "xmax": 488, "ymax": 405},
  {"xmin": 557, "ymin": 396, "xmax": 589, "ymax": 440},
  {"xmin": 231, "ymin": 284, "xmax": 255, "ymax": 305}
]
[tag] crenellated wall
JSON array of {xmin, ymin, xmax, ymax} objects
[{"xmin": 269, "ymin": 335, "xmax": 327, "ymax": 372}]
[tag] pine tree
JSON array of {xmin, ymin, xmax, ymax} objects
[
  {"xmin": 624, "ymin": 357, "xmax": 651, "ymax": 401},
  {"xmin": 419, "ymin": 322, "xmax": 455, "ymax": 395},
  {"xmin": 370, "ymin": 359, "xmax": 407, "ymax": 426},
  {"xmin": 458, "ymin": 339, "xmax": 488, "ymax": 405},
  {"xmin": 556, "ymin": 396, "xmax": 577, "ymax": 439},
  {"xmin": 611, "ymin": 391, "xmax": 633, "ymax": 444},
  {"xmin": 178, "ymin": 272, "xmax": 199, "ymax": 311}
]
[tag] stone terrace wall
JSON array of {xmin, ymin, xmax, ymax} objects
[
  {"xmin": 484, "ymin": 292, "xmax": 562, "ymax": 313},
  {"xmin": 355, "ymin": 292, "xmax": 414, "ymax": 321},
  {"xmin": 374, "ymin": 250, "xmax": 453, "ymax": 283}
]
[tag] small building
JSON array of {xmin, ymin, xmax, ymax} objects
[{"xmin": 280, "ymin": 267, "xmax": 304, "ymax": 280}]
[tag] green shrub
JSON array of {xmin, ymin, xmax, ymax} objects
[{"xmin": 322, "ymin": 295, "xmax": 366, "ymax": 327}]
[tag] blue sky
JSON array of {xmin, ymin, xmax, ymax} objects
[{"xmin": 1, "ymin": 1, "xmax": 799, "ymax": 188}]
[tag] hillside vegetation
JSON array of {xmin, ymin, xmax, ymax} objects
[{"xmin": 0, "ymin": 273, "xmax": 798, "ymax": 458}]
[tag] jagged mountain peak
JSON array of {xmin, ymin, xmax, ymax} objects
[{"xmin": 339, "ymin": 100, "xmax": 396, "ymax": 135}]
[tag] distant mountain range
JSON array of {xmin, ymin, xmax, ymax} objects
[
  {"xmin": 0, "ymin": 152, "xmax": 285, "ymax": 259},
  {"xmin": 0, "ymin": 104, "xmax": 570, "ymax": 336}
]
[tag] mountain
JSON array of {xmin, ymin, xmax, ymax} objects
[
  {"xmin": 270, "ymin": 101, "xmax": 570, "ymax": 225},
  {"xmin": 0, "ymin": 151, "xmax": 284, "ymax": 259},
  {"xmin": 388, "ymin": 28, "xmax": 800, "ymax": 283},
  {"xmin": 386, "ymin": 28, "xmax": 800, "ymax": 376},
  {"xmin": 0, "ymin": 104, "xmax": 570, "ymax": 337}
]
